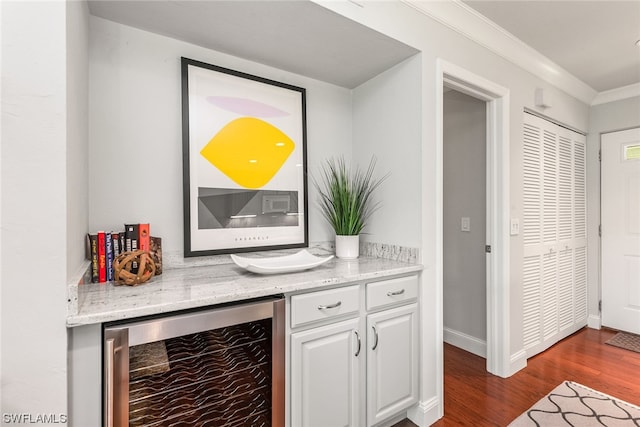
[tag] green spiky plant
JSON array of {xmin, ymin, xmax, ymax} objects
[{"xmin": 313, "ymin": 156, "xmax": 389, "ymax": 236}]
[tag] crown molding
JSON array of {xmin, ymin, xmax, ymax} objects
[
  {"xmin": 591, "ymin": 82, "xmax": 640, "ymax": 106},
  {"xmin": 401, "ymin": 0, "xmax": 598, "ymax": 105}
]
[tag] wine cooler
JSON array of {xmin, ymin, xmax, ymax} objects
[{"xmin": 103, "ymin": 296, "xmax": 285, "ymax": 427}]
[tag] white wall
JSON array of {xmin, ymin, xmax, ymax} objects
[
  {"xmin": 88, "ymin": 16, "xmax": 353, "ymax": 252},
  {"xmin": 352, "ymin": 55, "xmax": 423, "ymax": 248},
  {"xmin": 587, "ymin": 96, "xmax": 640, "ymax": 327},
  {"xmin": 1, "ymin": 0, "xmax": 70, "ymax": 418},
  {"xmin": 67, "ymin": 2, "xmax": 90, "ymax": 282},
  {"xmin": 66, "ymin": 2, "xmax": 91, "ymax": 424},
  {"xmin": 443, "ymin": 90, "xmax": 487, "ymax": 349}
]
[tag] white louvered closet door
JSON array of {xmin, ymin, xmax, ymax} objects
[{"xmin": 522, "ymin": 113, "xmax": 587, "ymax": 358}]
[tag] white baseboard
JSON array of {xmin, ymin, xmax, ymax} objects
[
  {"xmin": 509, "ymin": 349, "xmax": 527, "ymax": 376},
  {"xmin": 588, "ymin": 314, "xmax": 601, "ymax": 330},
  {"xmin": 407, "ymin": 396, "xmax": 440, "ymax": 427},
  {"xmin": 443, "ymin": 327, "xmax": 487, "ymax": 358}
]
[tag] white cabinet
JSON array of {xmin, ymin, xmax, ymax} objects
[
  {"xmin": 367, "ymin": 303, "xmax": 418, "ymax": 426},
  {"xmin": 291, "ymin": 317, "xmax": 361, "ymax": 427},
  {"xmin": 289, "ymin": 274, "xmax": 419, "ymax": 427}
]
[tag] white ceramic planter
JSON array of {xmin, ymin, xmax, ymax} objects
[{"xmin": 335, "ymin": 235, "xmax": 360, "ymax": 259}]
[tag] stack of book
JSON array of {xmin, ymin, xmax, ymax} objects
[{"xmin": 86, "ymin": 223, "xmax": 161, "ymax": 284}]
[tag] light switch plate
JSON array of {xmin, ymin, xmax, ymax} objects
[
  {"xmin": 461, "ymin": 217, "xmax": 471, "ymax": 232},
  {"xmin": 510, "ymin": 218, "xmax": 520, "ymax": 235}
]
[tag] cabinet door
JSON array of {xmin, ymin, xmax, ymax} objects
[
  {"xmin": 291, "ymin": 317, "xmax": 361, "ymax": 427},
  {"xmin": 367, "ymin": 303, "xmax": 418, "ymax": 426}
]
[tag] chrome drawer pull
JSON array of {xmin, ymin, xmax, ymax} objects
[
  {"xmin": 317, "ymin": 301, "xmax": 342, "ymax": 310},
  {"xmin": 387, "ymin": 289, "xmax": 405, "ymax": 296},
  {"xmin": 372, "ymin": 325, "xmax": 379, "ymax": 350}
]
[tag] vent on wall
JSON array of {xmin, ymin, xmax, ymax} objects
[{"xmin": 535, "ymin": 88, "xmax": 553, "ymax": 109}]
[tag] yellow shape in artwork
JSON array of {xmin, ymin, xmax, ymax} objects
[{"xmin": 200, "ymin": 117, "xmax": 295, "ymax": 189}]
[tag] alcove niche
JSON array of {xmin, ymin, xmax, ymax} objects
[{"xmin": 87, "ymin": 0, "xmax": 422, "ymax": 252}]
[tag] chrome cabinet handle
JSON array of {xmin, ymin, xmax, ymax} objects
[
  {"xmin": 317, "ymin": 301, "xmax": 342, "ymax": 310},
  {"xmin": 387, "ymin": 289, "xmax": 405, "ymax": 296},
  {"xmin": 105, "ymin": 338, "xmax": 115, "ymax": 427},
  {"xmin": 372, "ymin": 325, "xmax": 379, "ymax": 350},
  {"xmin": 354, "ymin": 330, "xmax": 361, "ymax": 357}
]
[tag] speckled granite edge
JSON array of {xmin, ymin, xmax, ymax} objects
[
  {"xmin": 68, "ymin": 256, "xmax": 423, "ymax": 326},
  {"xmin": 67, "ymin": 241, "xmax": 420, "ymax": 320},
  {"xmin": 67, "ymin": 260, "xmax": 92, "ymax": 317}
]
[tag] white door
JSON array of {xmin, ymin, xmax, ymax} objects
[
  {"xmin": 602, "ymin": 127, "xmax": 640, "ymax": 334},
  {"xmin": 290, "ymin": 318, "xmax": 361, "ymax": 427},
  {"xmin": 522, "ymin": 113, "xmax": 587, "ymax": 358},
  {"xmin": 366, "ymin": 304, "xmax": 418, "ymax": 427}
]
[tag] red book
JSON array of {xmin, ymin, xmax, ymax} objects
[
  {"xmin": 139, "ymin": 223, "xmax": 150, "ymax": 252},
  {"xmin": 97, "ymin": 231, "xmax": 107, "ymax": 283}
]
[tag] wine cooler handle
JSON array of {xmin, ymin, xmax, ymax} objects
[
  {"xmin": 372, "ymin": 325, "xmax": 379, "ymax": 350},
  {"xmin": 105, "ymin": 338, "xmax": 115, "ymax": 427}
]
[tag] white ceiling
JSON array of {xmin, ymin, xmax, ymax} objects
[
  {"xmin": 88, "ymin": 0, "xmax": 640, "ymax": 95},
  {"xmin": 87, "ymin": 0, "xmax": 419, "ymax": 89},
  {"xmin": 462, "ymin": 0, "xmax": 640, "ymax": 93}
]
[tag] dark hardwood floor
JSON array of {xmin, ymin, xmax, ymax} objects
[{"xmin": 393, "ymin": 327, "xmax": 640, "ymax": 427}]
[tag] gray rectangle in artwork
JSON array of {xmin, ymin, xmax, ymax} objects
[{"xmin": 198, "ymin": 188, "xmax": 300, "ymax": 229}]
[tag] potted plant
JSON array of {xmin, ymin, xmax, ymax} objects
[{"xmin": 313, "ymin": 156, "xmax": 388, "ymax": 259}]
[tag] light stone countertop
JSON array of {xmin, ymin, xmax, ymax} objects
[{"xmin": 67, "ymin": 254, "xmax": 423, "ymax": 327}]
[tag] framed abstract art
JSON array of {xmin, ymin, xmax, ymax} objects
[{"xmin": 181, "ymin": 57, "xmax": 308, "ymax": 256}]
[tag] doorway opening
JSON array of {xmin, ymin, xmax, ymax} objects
[
  {"xmin": 435, "ymin": 61, "xmax": 516, "ymax": 407},
  {"xmin": 443, "ymin": 88, "xmax": 488, "ymax": 359}
]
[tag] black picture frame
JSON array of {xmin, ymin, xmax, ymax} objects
[{"xmin": 181, "ymin": 57, "xmax": 308, "ymax": 257}]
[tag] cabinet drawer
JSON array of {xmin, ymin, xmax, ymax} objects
[
  {"xmin": 291, "ymin": 285, "xmax": 360, "ymax": 328},
  {"xmin": 366, "ymin": 275, "xmax": 418, "ymax": 311}
]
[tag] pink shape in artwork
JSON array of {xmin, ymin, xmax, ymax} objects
[{"xmin": 207, "ymin": 96, "xmax": 290, "ymax": 118}]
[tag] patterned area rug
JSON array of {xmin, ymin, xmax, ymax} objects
[
  {"xmin": 508, "ymin": 381, "xmax": 640, "ymax": 426},
  {"xmin": 605, "ymin": 332, "xmax": 640, "ymax": 354}
]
